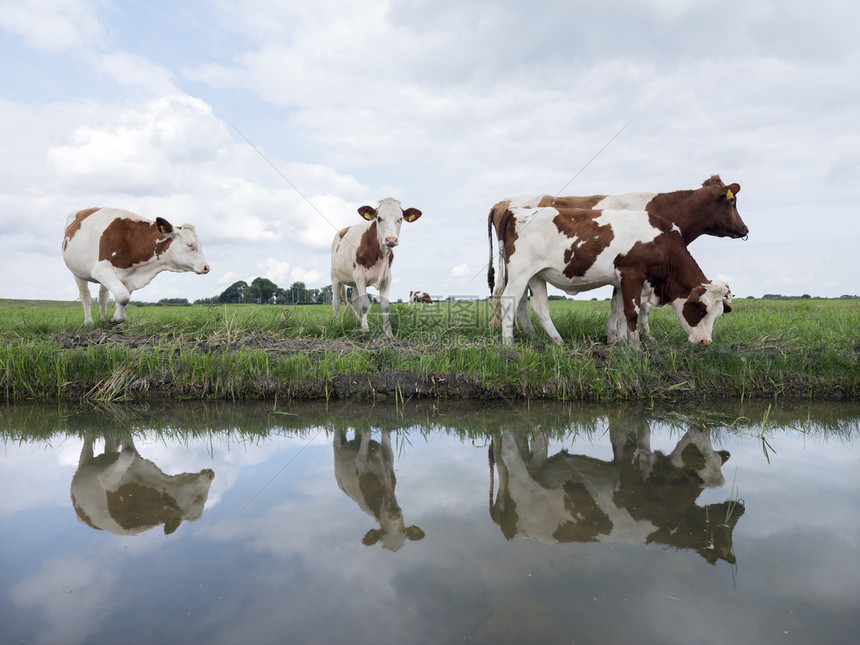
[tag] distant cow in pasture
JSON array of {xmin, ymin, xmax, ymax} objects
[
  {"xmin": 489, "ymin": 424, "xmax": 743, "ymax": 564},
  {"xmin": 331, "ymin": 198, "xmax": 422, "ymax": 337},
  {"xmin": 62, "ymin": 207, "xmax": 210, "ymax": 325},
  {"xmin": 333, "ymin": 428, "xmax": 425, "ymax": 551},
  {"xmin": 70, "ymin": 435, "xmax": 215, "ymax": 536},
  {"xmin": 487, "ymin": 203, "xmax": 732, "ymax": 348},
  {"xmin": 488, "ymin": 176, "xmax": 745, "ymax": 344},
  {"xmin": 409, "ymin": 290, "xmax": 434, "ymax": 305}
]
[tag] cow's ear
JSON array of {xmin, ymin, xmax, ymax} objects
[
  {"xmin": 723, "ymin": 301, "xmax": 733, "ymax": 314},
  {"xmin": 362, "ymin": 529, "xmax": 381, "ymax": 546},
  {"xmin": 358, "ymin": 206, "xmax": 377, "ymax": 221},
  {"xmin": 407, "ymin": 525, "xmax": 426, "ymax": 541},
  {"xmin": 155, "ymin": 217, "xmax": 174, "ymax": 234},
  {"xmin": 403, "ymin": 208, "xmax": 422, "ymax": 223}
]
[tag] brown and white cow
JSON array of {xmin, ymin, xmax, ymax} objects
[
  {"xmin": 62, "ymin": 207, "xmax": 210, "ymax": 325},
  {"xmin": 331, "ymin": 198, "xmax": 422, "ymax": 337},
  {"xmin": 409, "ymin": 290, "xmax": 434, "ymax": 305},
  {"xmin": 71, "ymin": 435, "xmax": 215, "ymax": 536},
  {"xmin": 333, "ymin": 429, "xmax": 425, "ymax": 551},
  {"xmin": 489, "ymin": 425, "xmax": 743, "ymax": 564},
  {"xmin": 489, "ymin": 204, "xmax": 732, "ymax": 348},
  {"xmin": 488, "ymin": 176, "xmax": 746, "ymax": 344}
]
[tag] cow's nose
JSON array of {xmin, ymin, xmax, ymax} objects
[
  {"xmin": 698, "ymin": 339, "xmax": 711, "ymax": 346},
  {"xmin": 384, "ymin": 237, "xmax": 398, "ymax": 247},
  {"xmin": 202, "ymin": 265, "xmax": 210, "ymax": 274}
]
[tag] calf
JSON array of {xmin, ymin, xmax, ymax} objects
[
  {"xmin": 488, "ymin": 176, "xmax": 746, "ymax": 343},
  {"xmin": 70, "ymin": 435, "xmax": 215, "ymax": 536},
  {"xmin": 62, "ymin": 207, "xmax": 210, "ymax": 324},
  {"xmin": 409, "ymin": 290, "xmax": 434, "ymax": 305},
  {"xmin": 490, "ymin": 205, "xmax": 732, "ymax": 348},
  {"xmin": 331, "ymin": 198, "xmax": 422, "ymax": 337}
]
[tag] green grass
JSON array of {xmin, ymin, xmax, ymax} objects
[{"xmin": 1, "ymin": 297, "xmax": 857, "ymax": 402}]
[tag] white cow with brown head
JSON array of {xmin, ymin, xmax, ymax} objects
[
  {"xmin": 62, "ymin": 207, "xmax": 210, "ymax": 324},
  {"xmin": 330, "ymin": 198, "xmax": 422, "ymax": 337}
]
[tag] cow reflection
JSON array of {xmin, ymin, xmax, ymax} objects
[
  {"xmin": 489, "ymin": 424, "xmax": 744, "ymax": 564},
  {"xmin": 334, "ymin": 429, "xmax": 425, "ymax": 551},
  {"xmin": 71, "ymin": 435, "xmax": 215, "ymax": 536}
]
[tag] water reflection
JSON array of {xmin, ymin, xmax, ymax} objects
[
  {"xmin": 489, "ymin": 420, "xmax": 743, "ymax": 564},
  {"xmin": 334, "ymin": 428, "xmax": 425, "ymax": 550},
  {"xmin": 70, "ymin": 434, "xmax": 215, "ymax": 536}
]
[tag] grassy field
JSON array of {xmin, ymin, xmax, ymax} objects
[{"xmin": 1, "ymin": 297, "xmax": 857, "ymax": 402}]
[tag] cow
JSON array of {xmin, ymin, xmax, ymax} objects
[
  {"xmin": 488, "ymin": 424, "xmax": 743, "ymax": 564},
  {"xmin": 333, "ymin": 428, "xmax": 425, "ymax": 551},
  {"xmin": 488, "ymin": 176, "xmax": 746, "ymax": 344},
  {"xmin": 70, "ymin": 435, "xmax": 215, "ymax": 536},
  {"xmin": 488, "ymin": 203, "xmax": 732, "ymax": 348},
  {"xmin": 330, "ymin": 198, "xmax": 422, "ymax": 337},
  {"xmin": 409, "ymin": 290, "xmax": 434, "ymax": 305},
  {"xmin": 62, "ymin": 207, "xmax": 210, "ymax": 325}
]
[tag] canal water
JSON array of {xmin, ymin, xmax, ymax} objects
[{"xmin": 1, "ymin": 400, "xmax": 858, "ymax": 645}]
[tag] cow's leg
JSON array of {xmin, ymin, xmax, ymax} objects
[
  {"xmin": 527, "ymin": 278, "xmax": 563, "ymax": 344},
  {"xmin": 605, "ymin": 287, "xmax": 624, "ymax": 344},
  {"xmin": 98, "ymin": 284, "xmax": 110, "ymax": 322},
  {"xmin": 499, "ymin": 274, "xmax": 530, "ymax": 345},
  {"xmin": 73, "ymin": 276, "xmax": 94, "ymax": 325},
  {"xmin": 639, "ymin": 301, "xmax": 655, "ymax": 341},
  {"xmin": 354, "ymin": 281, "xmax": 371, "ymax": 333},
  {"xmin": 89, "ymin": 265, "xmax": 131, "ymax": 324},
  {"xmin": 378, "ymin": 275, "xmax": 394, "ymax": 338},
  {"xmin": 331, "ymin": 276, "xmax": 342, "ymax": 320},
  {"xmin": 619, "ymin": 278, "xmax": 644, "ymax": 351}
]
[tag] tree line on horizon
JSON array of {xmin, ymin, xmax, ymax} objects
[{"xmin": 193, "ymin": 278, "xmax": 335, "ymax": 305}]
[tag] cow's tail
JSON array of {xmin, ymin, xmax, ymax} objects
[
  {"xmin": 487, "ymin": 207, "xmax": 496, "ymax": 294},
  {"xmin": 488, "ymin": 206, "xmax": 509, "ymax": 331}
]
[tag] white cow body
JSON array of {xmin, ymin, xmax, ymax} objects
[
  {"xmin": 62, "ymin": 207, "xmax": 210, "ymax": 324},
  {"xmin": 330, "ymin": 198, "xmax": 421, "ymax": 337}
]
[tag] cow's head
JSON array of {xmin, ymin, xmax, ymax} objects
[
  {"xmin": 157, "ymin": 218, "xmax": 211, "ymax": 275},
  {"xmin": 700, "ymin": 177, "xmax": 748, "ymax": 240},
  {"xmin": 672, "ymin": 280, "xmax": 732, "ymax": 346},
  {"xmin": 358, "ymin": 197, "xmax": 422, "ymax": 248}
]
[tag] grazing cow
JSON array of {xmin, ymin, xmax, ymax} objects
[
  {"xmin": 62, "ymin": 207, "xmax": 210, "ymax": 325},
  {"xmin": 409, "ymin": 290, "xmax": 434, "ymax": 305},
  {"xmin": 331, "ymin": 198, "xmax": 422, "ymax": 337},
  {"xmin": 488, "ymin": 176, "xmax": 746, "ymax": 344},
  {"xmin": 488, "ymin": 204, "xmax": 732, "ymax": 348},
  {"xmin": 70, "ymin": 435, "xmax": 215, "ymax": 536},
  {"xmin": 333, "ymin": 428, "xmax": 425, "ymax": 551},
  {"xmin": 489, "ymin": 424, "xmax": 743, "ymax": 564}
]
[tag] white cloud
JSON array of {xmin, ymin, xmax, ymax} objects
[{"xmin": 0, "ymin": 0, "xmax": 104, "ymax": 53}]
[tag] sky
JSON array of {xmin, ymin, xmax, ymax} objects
[{"xmin": 1, "ymin": 0, "xmax": 858, "ymax": 305}]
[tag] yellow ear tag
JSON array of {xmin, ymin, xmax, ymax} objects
[
  {"xmin": 158, "ymin": 225, "xmax": 167, "ymax": 234},
  {"xmin": 726, "ymin": 189, "xmax": 734, "ymax": 200}
]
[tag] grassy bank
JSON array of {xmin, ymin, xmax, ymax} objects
[{"xmin": 1, "ymin": 297, "xmax": 858, "ymax": 402}]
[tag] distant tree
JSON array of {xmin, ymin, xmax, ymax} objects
[
  {"xmin": 218, "ymin": 280, "xmax": 248, "ymax": 303},
  {"xmin": 289, "ymin": 281, "xmax": 308, "ymax": 304},
  {"xmin": 251, "ymin": 277, "xmax": 279, "ymax": 304},
  {"xmin": 158, "ymin": 298, "xmax": 190, "ymax": 306}
]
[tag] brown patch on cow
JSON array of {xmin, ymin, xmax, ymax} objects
[
  {"xmin": 62, "ymin": 207, "xmax": 101, "ymax": 251},
  {"xmin": 682, "ymin": 286, "xmax": 709, "ymax": 328},
  {"xmin": 106, "ymin": 483, "xmax": 180, "ymax": 532},
  {"xmin": 99, "ymin": 218, "xmax": 173, "ymax": 269},
  {"xmin": 356, "ymin": 221, "xmax": 383, "ymax": 269},
  {"xmin": 338, "ymin": 228, "xmax": 349, "ymax": 239},
  {"xmin": 552, "ymin": 209, "xmax": 615, "ymax": 278},
  {"xmin": 545, "ymin": 195, "xmax": 606, "ymax": 209}
]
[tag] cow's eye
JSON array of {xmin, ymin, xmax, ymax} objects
[{"xmin": 186, "ymin": 243, "xmax": 195, "ymax": 250}]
